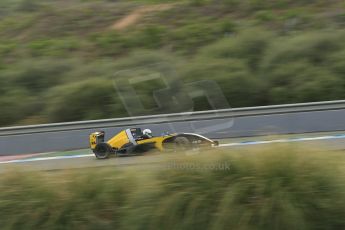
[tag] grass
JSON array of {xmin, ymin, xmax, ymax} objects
[
  {"xmin": 1, "ymin": 0, "xmax": 345, "ymax": 127},
  {"xmin": 1, "ymin": 146, "xmax": 345, "ymax": 229}
]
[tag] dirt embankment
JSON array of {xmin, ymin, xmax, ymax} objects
[{"xmin": 111, "ymin": 4, "xmax": 175, "ymax": 30}]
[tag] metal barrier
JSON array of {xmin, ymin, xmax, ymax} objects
[
  {"xmin": 1, "ymin": 100, "xmax": 345, "ymax": 136},
  {"xmin": 1, "ymin": 100, "xmax": 345, "ymax": 155}
]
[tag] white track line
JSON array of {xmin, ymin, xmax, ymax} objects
[
  {"xmin": 1, "ymin": 134, "xmax": 344, "ymax": 165},
  {"xmin": 218, "ymin": 134, "xmax": 345, "ymax": 147},
  {"xmin": 0, "ymin": 154, "xmax": 93, "ymax": 164}
]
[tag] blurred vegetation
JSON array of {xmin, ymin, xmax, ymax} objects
[
  {"xmin": 0, "ymin": 0, "xmax": 344, "ymax": 126},
  {"xmin": 1, "ymin": 147, "xmax": 345, "ymax": 229}
]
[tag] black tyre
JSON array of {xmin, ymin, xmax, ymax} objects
[
  {"xmin": 93, "ymin": 143, "xmax": 112, "ymax": 159},
  {"xmin": 173, "ymin": 136, "xmax": 191, "ymax": 151}
]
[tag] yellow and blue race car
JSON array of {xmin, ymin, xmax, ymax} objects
[{"xmin": 89, "ymin": 128, "xmax": 218, "ymax": 159}]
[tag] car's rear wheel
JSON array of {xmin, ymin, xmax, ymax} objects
[
  {"xmin": 93, "ymin": 143, "xmax": 112, "ymax": 159},
  {"xmin": 173, "ymin": 136, "xmax": 191, "ymax": 151}
]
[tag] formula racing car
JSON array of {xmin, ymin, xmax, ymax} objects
[{"xmin": 89, "ymin": 128, "xmax": 218, "ymax": 159}]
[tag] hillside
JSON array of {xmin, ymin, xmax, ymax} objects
[{"xmin": 0, "ymin": 0, "xmax": 344, "ymax": 127}]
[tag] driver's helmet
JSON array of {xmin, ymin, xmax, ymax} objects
[{"xmin": 143, "ymin": 129, "xmax": 152, "ymax": 138}]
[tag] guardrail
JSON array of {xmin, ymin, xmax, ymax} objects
[
  {"xmin": 1, "ymin": 100, "xmax": 345, "ymax": 155},
  {"xmin": 1, "ymin": 100, "xmax": 345, "ymax": 136}
]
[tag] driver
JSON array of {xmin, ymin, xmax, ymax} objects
[{"xmin": 142, "ymin": 129, "xmax": 153, "ymax": 139}]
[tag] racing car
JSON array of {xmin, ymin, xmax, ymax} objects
[{"xmin": 89, "ymin": 128, "xmax": 219, "ymax": 159}]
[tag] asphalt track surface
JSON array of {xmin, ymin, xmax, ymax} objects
[
  {"xmin": 2, "ymin": 107, "xmax": 345, "ymax": 155},
  {"xmin": 1, "ymin": 132, "xmax": 344, "ymax": 173}
]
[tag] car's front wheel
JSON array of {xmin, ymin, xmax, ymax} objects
[{"xmin": 93, "ymin": 143, "xmax": 112, "ymax": 159}]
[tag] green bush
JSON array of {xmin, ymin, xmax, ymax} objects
[
  {"xmin": 134, "ymin": 26, "xmax": 167, "ymax": 49},
  {"xmin": 262, "ymin": 32, "xmax": 345, "ymax": 68},
  {"xmin": 327, "ymin": 49, "xmax": 345, "ymax": 76},
  {"xmin": 112, "ymin": 50, "xmax": 177, "ymax": 70},
  {"xmin": 169, "ymin": 23, "xmax": 224, "ymax": 53},
  {"xmin": 0, "ymin": 0, "xmax": 345, "ymax": 126},
  {"xmin": 0, "ymin": 42, "xmax": 17, "ymax": 57},
  {"xmin": 181, "ymin": 58, "xmax": 265, "ymax": 107},
  {"xmin": 28, "ymin": 38, "xmax": 80, "ymax": 57},
  {"xmin": 189, "ymin": 0, "xmax": 208, "ymax": 6},
  {"xmin": 255, "ymin": 10, "xmax": 275, "ymax": 22},
  {"xmin": 5, "ymin": 59, "xmax": 71, "ymax": 94},
  {"xmin": 17, "ymin": 0, "xmax": 40, "ymax": 12},
  {"xmin": 199, "ymin": 29, "xmax": 273, "ymax": 71},
  {"xmin": 89, "ymin": 31, "xmax": 124, "ymax": 56},
  {"xmin": 45, "ymin": 79, "xmax": 127, "ymax": 122},
  {"xmin": 1, "ymin": 147, "xmax": 345, "ymax": 229},
  {"xmin": 262, "ymin": 31, "xmax": 345, "ymax": 103},
  {"xmin": 0, "ymin": 88, "xmax": 39, "ymax": 126},
  {"xmin": 267, "ymin": 61, "xmax": 344, "ymax": 103}
]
